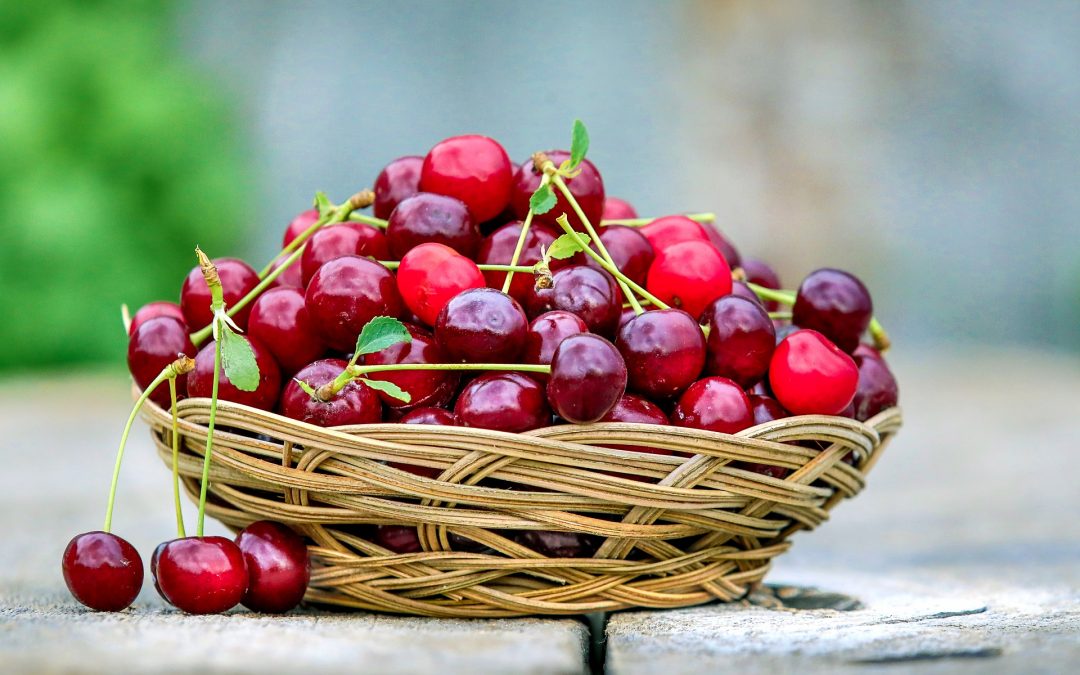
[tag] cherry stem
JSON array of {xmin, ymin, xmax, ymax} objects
[
  {"xmin": 745, "ymin": 281, "xmax": 892, "ymax": 352},
  {"xmin": 168, "ymin": 377, "xmax": 186, "ymax": 538},
  {"xmin": 348, "ymin": 213, "xmax": 388, "ymax": 229},
  {"xmin": 769, "ymin": 311, "xmax": 793, "ymax": 320},
  {"xmin": 502, "ymin": 172, "xmax": 549, "ymax": 294},
  {"xmin": 378, "ymin": 261, "xmax": 534, "ymax": 273},
  {"xmin": 600, "ymin": 212, "xmax": 716, "ymax": 227},
  {"xmin": 316, "ymin": 362, "xmax": 551, "ymax": 401},
  {"xmin": 196, "ymin": 327, "xmax": 222, "ymax": 538},
  {"xmin": 257, "ymin": 191, "xmax": 371, "ymax": 279}
]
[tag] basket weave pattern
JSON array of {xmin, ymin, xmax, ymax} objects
[{"xmin": 141, "ymin": 395, "xmax": 901, "ymax": 617}]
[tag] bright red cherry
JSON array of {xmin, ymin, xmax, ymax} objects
[
  {"xmin": 616, "ymin": 309, "xmax": 705, "ymax": 400},
  {"xmin": 435, "ymin": 288, "xmax": 528, "ymax": 363},
  {"xmin": 699, "ymin": 295, "xmax": 776, "ymax": 389},
  {"xmin": 282, "ymin": 208, "xmax": 320, "ymax": 248},
  {"xmin": 396, "ymin": 243, "xmax": 485, "ymax": 327},
  {"xmin": 547, "ymin": 334, "xmax": 627, "ymax": 423},
  {"xmin": 363, "ymin": 324, "xmax": 459, "ymax": 412},
  {"xmin": 154, "ymin": 537, "xmax": 248, "ymax": 615},
  {"xmin": 639, "ymin": 215, "xmax": 709, "ymax": 251},
  {"xmin": 235, "ymin": 521, "xmax": 310, "ymax": 613},
  {"xmin": 523, "ymin": 310, "xmax": 589, "ymax": 379},
  {"xmin": 586, "ymin": 225, "xmax": 654, "ymax": 291},
  {"xmin": 304, "ymin": 255, "xmax": 403, "ymax": 352},
  {"xmin": 601, "ymin": 197, "xmax": 638, "ymax": 221},
  {"xmin": 127, "ymin": 316, "xmax": 195, "ymax": 407},
  {"xmin": 646, "ymin": 241, "xmax": 732, "ymax": 321},
  {"xmin": 62, "ymin": 532, "xmax": 143, "ymax": 612},
  {"xmin": 279, "ymin": 359, "xmax": 382, "ymax": 427},
  {"xmin": 300, "ymin": 223, "xmax": 390, "ymax": 286},
  {"xmin": 386, "ymin": 192, "xmax": 480, "ymax": 259},
  {"xmin": 420, "ymin": 135, "xmax": 513, "ymax": 223},
  {"xmin": 455, "ymin": 372, "xmax": 551, "ymax": 432},
  {"xmin": 672, "ymin": 377, "xmax": 754, "ymax": 434},
  {"xmin": 129, "ymin": 301, "xmax": 185, "ymax": 335},
  {"xmin": 247, "ymin": 288, "xmax": 327, "ymax": 375},
  {"xmin": 792, "ymin": 268, "xmax": 873, "ymax": 353},
  {"xmin": 525, "ymin": 265, "xmax": 620, "ymax": 337},
  {"xmin": 769, "ymin": 330, "xmax": 859, "ymax": 415},
  {"xmin": 509, "ymin": 150, "xmax": 605, "ymax": 231},
  {"xmin": 180, "ymin": 257, "xmax": 259, "ymax": 331},
  {"xmin": 476, "ymin": 221, "xmax": 566, "ymax": 302},
  {"xmin": 188, "ymin": 335, "xmax": 282, "ymax": 411},
  {"xmin": 741, "ymin": 258, "xmax": 781, "ymax": 310},
  {"xmin": 374, "ymin": 155, "xmax": 423, "ymax": 220},
  {"xmin": 851, "ymin": 350, "xmax": 899, "ymax": 421}
]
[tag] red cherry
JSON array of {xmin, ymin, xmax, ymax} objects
[
  {"xmin": 235, "ymin": 521, "xmax": 310, "ymax": 613},
  {"xmin": 62, "ymin": 532, "xmax": 143, "ymax": 612},
  {"xmin": 699, "ymin": 295, "xmax": 776, "ymax": 389},
  {"xmin": 638, "ymin": 215, "xmax": 709, "ymax": 251},
  {"xmin": 435, "ymin": 288, "xmax": 528, "ymax": 363},
  {"xmin": 599, "ymin": 394, "xmax": 673, "ymax": 471},
  {"xmin": 741, "ymin": 258, "xmax": 781, "ymax": 311},
  {"xmin": 522, "ymin": 310, "xmax": 589, "ymax": 379},
  {"xmin": 728, "ymin": 280, "xmax": 766, "ymax": 308},
  {"xmin": 646, "ymin": 241, "xmax": 732, "ymax": 320},
  {"xmin": 851, "ymin": 351, "xmax": 899, "ymax": 421},
  {"xmin": 282, "ymin": 208, "xmax": 319, "ymax": 248},
  {"xmin": 300, "ymin": 223, "xmax": 390, "ymax": 287},
  {"xmin": 702, "ymin": 224, "xmax": 741, "ymax": 268},
  {"xmin": 129, "ymin": 301, "xmax": 185, "ymax": 335},
  {"xmin": 476, "ymin": 221, "xmax": 567, "ymax": 302},
  {"xmin": 524, "ymin": 265, "xmax": 620, "ymax": 337},
  {"xmin": 188, "ymin": 335, "xmax": 282, "ymax": 411},
  {"xmin": 279, "ymin": 359, "xmax": 382, "ymax": 427},
  {"xmin": 514, "ymin": 531, "xmax": 599, "ymax": 558},
  {"xmin": 392, "ymin": 407, "xmax": 462, "ymax": 478},
  {"xmin": 386, "ymin": 192, "xmax": 480, "ymax": 259},
  {"xmin": 672, "ymin": 377, "xmax": 754, "ymax": 434},
  {"xmin": 547, "ymin": 334, "xmax": 627, "ymax": 423},
  {"xmin": 373, "ymin": 155, "xmax": 423, "ymax": 220},
  {"xmin": 396, "ymin": 243, "xmax": 485, "ymax": 327},
  {"xmin": 585, "ymin": 225, "xmax": 654, "ymax": 291},
  {"xmin": 509, "ymin": 150, "xmax": 604, "ymax": 231},
  {"xmin": 154, "ymin": 536, "xmax": 248, "ymax": 615},
  {"xmin": 601, "ymin": 197, "xmax": 638, "ymax": 221},
  {"xmin": 616, "ymin": 309, "xmax": 706, "ymax": 400},
  {"xmin": 740, "ymin": 395, "xmax": 790, "ymax": 479},
  {"xmin": 376, "ymin": 525, "xmax": 422, "ymax": 553},
  {"xmin": 247, "ymin": 288, "xmax": 327, "ymax": 375},
  {"xmin": 792, "ymin": 268, "xmax": 873, "ymax": 354},
  {"xmin": 127, "ymin": 316, "xmax": 195, "ymax": 407},
  {"xmin": 455, "ymin": 372, "xmax": 551, "ymax": 432},
  {"xmin": 362, "ymin": 323, "xmax": 459, "ymax": 412},
  {"xmin": 304, "ymin": 255, "xmax": 404, "ymax": 352},
  {"xmin": 267, "ymin": 253, "xmax": 303, "ymax": 289},
  {"xmin": 180, "ymin": 257, "xmax": 260, "ymax": 331},
  {"xmin": 769, "ymin": 330, "xmax": 859, "ymax": 415},
  {"xmin": 420, "ymin": 135, "xmax": 513, "ymax": 223}
]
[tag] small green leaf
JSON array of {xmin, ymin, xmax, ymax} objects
[
  {"xmin": 355, "ymin": 316, "xmax": 412, "ymax": 356},
  {"xmin": 219, "ymin": 326, "xmax": 260, "ymax": 392},
  {"xmin": 361, "ymin": 378, "xmax": 412, "ymax": 403},
  {"xmin": 313, "ymin": 191, "xmax": 334, "ymax": 219},
  {"xmin": 547, "ymin": 232, "xmax": 591, "ymax": 260},
  {"xmin": 294, "ymin": 378, "xmax": 318, "ymax": 399},
  {"xmin": 530, "ymin": 183, "xmax": 557, "ymax": 215},
  {"xmin": 569, "ymin": 119, "xmax": 589, "ymax": 169}
]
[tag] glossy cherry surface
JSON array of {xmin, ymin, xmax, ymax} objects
[
  {"xmin": 300, "ymin": 222, "xmax": 390, "ymax": 286},
  {"xmin": 646, "ymin": 241, "xmax": 732, "ymax": 321},
  {"xmin": 728, "ymin": 280, "xmax": 766, "ymax": 308},
  {"xmin": 396, "ymin": 243, "xmax": 485, "ymax": 327},
  {"xmin": 375, "ymin": 525, "xmax": 422, "ymax": 553},
  {"xmin": 188, "ymin": 335, "xmax": 282, "ymax": 411},
  {"xmin": 476, "ymin": 221, "xmax": 565, "ymax": 302},
  {"xmin": 547, "ymin": 333, "xmax": 627, "ymax": 423},
  {"xmin": 601, "ymin": 197, "xmax": 637, "ymax": 221},
  {"xmin": 616, "ymin": 309, "xmax": 705, "ymax": 400},
  {"xmin": 305, "ymin": 255, "xmax": 403, "ymax": 352},
  {"xmin": 599, "ymin": 394, "xmax": 673, "ymax": 464},
  {"xmin": 792, "ymin": 268, "xmax": 873, "ymax": 353},
  {"xmin": 702, "ymin": 224, "xmax": 741, "ymax": 268},
  {"xmin": 279, "ymin": 359, "xmax": 382, "ymax": 427},
  {"xmin": 386, "ymin": 192, "xmax": 480, "ymax": 259},
  {"xmin": 435, "ymin": 288, "xmax": 528, "ymax": 363},
  {"xmin": 282, "ymin": 208, "xmax": 320, "ymax": 248},
  {"xmin": 180, "ymin": 257, "xmax": 260, "ymax": 331},
  {"xmin": 373, "ymin": 155, "xmax": 423, "ymax": 219},
  {"xmin": 420, "ymin": 135, "xmax": 513, "ymax": 223},
  {"xmin": 586, "ymin": 225, "xmax": 654, "ymax": 290},
  {"xmin": 129, "ymin": 301, "xmax": 185, "ymax": 335},
  {"xmin": 851, "ymin": 351, "xmax": 899, "ymax": 421},
  {"xmin": 509, "ymin": 150, "xmax": 604, "ymax": 231},
  {"xmin": 363, "ymin": 323, "xmax": 458, "ymax": 412},
  {"xmin": 390, "ymin": 407, "xmax": 462, "ymax": 478},
  {"xmin": 235, "ymin": 521, "xmax": 310, "ymax": 613},
  {"xmin": 247, "ymin": 287, "xmax": 326, "ymax": 375},
  {"xmin": 740, "ymin": 258, "xmax": 782, "ymax": 311},
  {"xmin": 455, "ymin": 372, "xmax": 551, "ymax": 432},
  {"xmin": 524, "ymin": 265, "xmax": 620, "ymax": 337},
  {"xmin": 268, "ymin": 252, "xmax": 303, "ymax": 289},
  {"xmin": 155, "ymin": 536, "xmax": 248, "ymax": 615},
  {"xmin": 514, "ymin": 531, "xmax": 599, "ymax": 558},
  {"xmin": 699, "ymin": 295, "xmax": 776, "ymax": 389},
  {"xmin": 769, "ymin": 329, "xmax": 859, "ymax": 415},
  {"xmin": 638, "ymin": 215, "xmax": 709, "ymax": 251},
  {"xmin": 522, "ymin": 310, "xmax": 589, "ymax": 378},
  {"xmin": 127, "ymin": 316, "xmax": 195, "ymax": 407},
  {"xmin": 62, "ymin": 531, "xmax": 143, "ymax": 611},
  {"xmin": 671, "ymin": 376, "xmax": 754, "ymax": 434}
]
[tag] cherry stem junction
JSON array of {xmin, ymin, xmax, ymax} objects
[{"xmin": 503, "ymin": 168, "xmax": 550, "ymax": 294}]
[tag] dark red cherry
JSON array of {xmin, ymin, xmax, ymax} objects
[
  {"xmin": 547, "ymin": 334, "xmax": 627, "ymax": 423},
  {"xmin": 749, "ymin": 394, "xmax": 789, "ymax": 425},
  {"xmin": 268, "ymin": 252, "xmax": 303, "ymax": 289},
  {"xmin": 386, "ymin": 192, "xmax": 480, "ymax": 259},
  {"xmin": 699, "ymin": 295, "xmax": 776, "ymax": 389},
  {"xmin": 127, "ymin": 316, "xmax": 195, "ymax": 407},
  {"xmin": 646, "ymin": 241, "xmax": 732, "ymax": 321},
  {"xmin": 638, "ymin": 215, "xmax": 709, "ymax": 251},
  {"xmin": 728, "ymin": 280, "xmax": 766, "ymax": 308},
  {"xmin": 514, "ymin": 531, "xmax": 599, "ymax": 558},
  {"xmin": 62, "ymin": 532, "xmax": 143, "ymax": 612},
  {"xmin": 455, "ymin": 372, "xmax": 551, "ymax": 432},
  {"xmin": 617, "ymin": 306, "xmax": 639, "ymax": 332},
  {"xmin": 476, "ymin": 221, "xmax": 566, "ymax": 302},
  {"xmin": 769, "ymin": 330, "xmax": 858, "ymax": 415},
  {"xmin": 129, "ymin": 301, "xmax": 185, "ymax": 335},
  {"xmin": 373, "ymin": 155, "xmax": 423, "ymax": 220},
  {"xmin": 396, "ymin": 243, "xmax": 485, "ymax": 326},
  {"xmin": 420, "ymin": 135, "xmax": 513, "ymax": 224},
  {"xmin": 851, "ymin": 351, "xmax": 899, "ymax": 421},
  {"xmin": 391, "ymin": 407, "xmax": 462, "ymax": 478},
  {"xmin": 672, "ymin": 377, "xmax": 754, "ymax": 434},
  {"xmin": 524, "ymin": 265, "xmax": 620, "ymax": 337},
  {"xmin": 616, "ymin": 309, "xmax": 705, "ymax": 400},
  {"xmin": 235, "ymin": 521, "xmax": 310, "ymax": 613},
  {"xmin": 601, "ymin": 197, "xmax": 638, "ymax": 221},
  {"xmin": 740, "ymin": 258, "xmax": 781, "ymax": 310},
  {"xmin": 792, "ymin": 268, "xmax": 873, "ymax": 353},
  {"xmin": 509, "ymin": 150, "xmax": 604, "ymax": 231},
  {"xmin": 300, "ymin": 222, "xmax": 390, "ymax": 286},
  {"xmin": 180, "ymin": 257, "xmax": 259, "ymax": 331},
  {"xmin": 702, "ymin": 224, "xmax": 741, "ymax": 268},
  {"xmin": 599, "ymin": 394, "xmax": 673, "ymax": 465},
  {"xmin": 304, "ymin": 255, "xmax": 404, "ymax": 352},
  {"xmin": 247, "ymin": 288, "xmax": 327, "ymax": 375},
  {"xmin": 435, "ymin": 288, "xmax": 528, "ymax": 363},
  {"xmin": 363, "ymin": 323, "xmax": 458, "ymax": 412},
  {"xmin": 154, "ymin": 536, "xmax": 248, "ymax": 615},
  {"xmin": 282, "ymin": 208, "xmax": 320, "ymax": 248},
  {"xmin": 188, "ymin": 335, "xmax": 282, "ymax": 411},
  {"xmin": 522, "ymin": 310, "xmax": 589, "ymax": 379},
  {"xmin": 375, "ymin": 525, "xmax": 421, "ymax": 553},
  {"xmin": 586, "ymin": 225, "xmax": 654, "ymax": 291},
  {"xmin": 279, "ymin": 359, "xmax": 382, "ymax": 427}
]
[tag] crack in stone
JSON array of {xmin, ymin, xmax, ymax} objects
[
  {"xmin": 849, "ymin": 646, "xmax": 1004, "ymax": 664},
  {"xmin": 878, "ymin": 606, "xmax": 989, "ymax": 624}
]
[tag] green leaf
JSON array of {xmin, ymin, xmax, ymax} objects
[
  {"xmin": 294, "ymin": 378, "xmax": 318, "ymax": 399},
  {"xmin": 219, "ymin": 326, "xmax": 260, "ymax": 392},
  {"xmin": 313, "ymin": 191, "xmax": 334, "ymax": 219},
  {"xmin": 361, "ymin": 378, "xmax": 412, "ymax": 403},
  {"xmin": 355, "ymin": 316, "xmax": 412, "ymax": 356},
  {"xmin": 530, "ymin": 183, "xmax": 557, "ymax": 215},
  {"xmin": 547, "ymin": 232, "xmax": 591, "ymax": 260},
  {"xmin": 569, "ymin": 119, "xmax": 589, "ymax": 169}
]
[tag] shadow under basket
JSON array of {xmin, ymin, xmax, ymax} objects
[{"xmin": 139, "ymin": 393, "xmax": 901, "ymax": 618}]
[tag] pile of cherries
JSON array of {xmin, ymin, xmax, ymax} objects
[{"xmin": 66, "ymin": 124, "xmax": 898, "ymax": 615}]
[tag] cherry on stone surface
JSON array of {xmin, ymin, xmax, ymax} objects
[
  {"xmin": 646, "ymin": 241, "xmax": 732, "ymax": 321},
  {"xmin": 373, "ymin": 155, "xmax": 423, "ymax": 220},
  {"xmin": 638, "ymin": 215, "xmax": 709, "ymax": 251},
  {"xmin": 524, "ymin": 265, "xmax": 620, "ymax": 337},
  {"xmin": 188, "ymin": 335, "xmax": 282, "ymax": 411},
  {"xmin": 616, "ymin": 308, "xmax": 706, "ymax": 401},
  {"xmin": 235, "ymin": 520, "xmax": 310, "ymax": 613},
  {"xmin": 300, "ymin": 222, "xmax": 390, "ymax": 286},
  {"xmin": 127, "ymin": 316, "xmax": 195, "ymax": 407},
  {"xmin": 129, "ymin": 301, "xmax": 185, "ymax": 335},
  {"xmin": 699, "ymin": 295, "xmax": 776, "ymax": 389},
  {"xmin": 435, "ymin": 288, "xmax": 528, "ymax": 363},
  {"xmin": 363, "ymin": 323, "xmax": 459, "ymax": 412},
  {"xmin": 522, "ymin": 310, "xmax": 589, "ymax": 379},
  {"xmin": 769, "ymin": 329, "xmax": 859, "ymax": 415},
  {"xmin": 455, "ymin": 372, "xmax": 551, "ymax": 432},
  {"xmin": 514, "ymin": 531, "xmax": 599, "ymax": 558},
  {"xmin": 155, "ymin": 536, "xmax": 248, "ymax": 615},
  {"xmin": 547, "ymin": 333, "xmax": 627, "ymax": 423},
  {"xmin": 420, "ymin": 135, "xmax": 513, "ymax": 224},
  {"xmin": 386, "ymin": 192, "xmax": 480, "ymax": 259},
  {"xmin": 282, "ymin": 208, "xmax": 319, "ymax": 248},
  {"xmin": 792, "ymin": 268, "xmax": 873, "ymax": 354},
  {"xmin": 671, "ymin": 376, "xmax": 754, "ymax": 434},
  {"xmin": 247, "ymin": 287, "xmax": 327, "ymax": 375},
  {"xmin": 62, "ymin": 531, "xmax": 143, "ymax": 612},
  {"xmin": 740, "ymin": 258, "xmax": 782, "ymax": 311},
  {"xmin": 851, "ymin": 351, "xmax": 899, "ymax": 422},
  {"xmin": 476, "ymin": 221, "xmax": 568, "ymax": 302},
  {"xmin": 397, "ymin": 243, "xmax": 485, "ymax": 327},
  {"xmin": 180, "ymin": 257, "xmax": 260, "ymax": 331},
  {"xmin": 509, "ymin": 150, "xmax": 605, "ymax": 231},
  {"xmin": 601, "ymin": 197, "xmax": 638, "ymax": 221},
  {"xmin": 585, "ymin": 225, "xmax": 655, "ymax": 291},
  {"xmin": 305, "ymin": 255, "xmax": 403, "ymax": 352},
  {"xmin": 279, "ymin": 359, "xmax": 382, "ymax": 427}
]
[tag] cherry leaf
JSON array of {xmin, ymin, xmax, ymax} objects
[
  {"xmin": 546, "ymin": 232, "xmax": 591, "ymax": 260},
  {"xmin": 530, "ymin": 183, "xmax": 557, "ymax": 215},
  {"xmin": 219, "ymin": 326, "xmax": 260, "ymax": 392},
  {"xmin": 355, "ymin": 316, "xmax": 412, "ymax": 356},
  {"xmin": 568, "ymin": 119, "xmax": 589, "ymax": 170},
  {"xmin": 361, "ymin": 378, "xmax": 412, "ymax": 403}
]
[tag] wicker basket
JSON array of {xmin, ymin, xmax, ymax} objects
[{"xmin": 139, "ymin": 393, "xmax": 901, "ymax": 618}]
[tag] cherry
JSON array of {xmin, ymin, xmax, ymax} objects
[
  {"xmin": 188, "ymin": 335, "xmax": 282, "ymax": 411},
  {"xmin": 127, "ymin": 316, "xmax": 195, "ymax": 407},
  {"xmin": 235, "ymin": 520, "xmax": 310, "ymax": 613},
  {"xmin": 279, "ymin": 359, "xmax": 382, "ymax": 427},
  {"xmin": 180, "ymin": 257, "xmax": 259, "ymax": 331},
  {"xmin": 601, "ymin": 197, "xmax": 638, "ymax": 221},
  {"xmin": 585, "ymin": 225, "xmax": 654, "ymax": 291},
  {"xmin": 514, "ymin": 531, "xmax": 599, "ymax": 558},
  {"xmin": 699, "ymin": 295, "xmax": 776, "ymax": 389},
  {"xmin": 599, "ymin": 394, "xmax": 673, "ymax": 468},
  {"xmin": 375, "ymin": 525, "xmax": 421, "ymax": 553},
  {"xmin": 792, "ymin": 268, "xmax": 873, "ymax": 354},
  {"xmin": 671, "ymin": 376, "xmax": 754, "ymax": 434},
  {"xmin": 851, "ymin": 350, "xmax": 899, "ymax": 421},
  {"xmin": 617, "ymin": 306, "xmax": 638, "ymax": 332},
  {"xmin": 151, "ymin": 541, "xmax": 168, "ymax": 603},
  {"xmin": 435, "ymin": 288, "xmax": 528, "ymax": 363},
  {"xmin": 268, "ymin": 252, "xmax": 303, "ymax": 289},
  {"xmin": 739, "ymin": 395, "xmax": 790, "ymax": 479},
  {"xmin": 363, "ymin": 323, "xmax": 459, "ymax": 412},
  {"xmin": 522, "ymin": 310, "xmax": 589, "ymax": 379},
  {"xmin": 62, "ymin": 532, "xmax": 143, "ymax": 611},
  {"xmin": 769, "ymin": 329, "xmax": 859, "ymax": 415},
  {"xmin": 373, "ymin": 155, "xmax": 423, "ymax": 220},
  {"xmin": 386, "ymin": 192, "xmax": 480, "ymax": 259},
  {"xmin": 616, "ymin": 309, "xmax": 705, "ymax": 400},
  {"xmin": 728, "ymin": 280, "xmax": 766, "ymax": 308},
  {"xmin": 741, "ymin": 258, "xmax": 782, "ymax": 311},
  {"xmin": 475, "ymin": 221, "xmax": 565, "ymax": 302},
  {"xmin": 300, "ymin": 222, "xmax": 390, "ymax": 286},
  {"xmin": 154, "ymin": 536, "xmax": 248, "ymax": 614},
  {"xmin": 638, "ymin": 215, "xmax": 709, "ymax": 251},
  {"xmin": 392, "ymin": 407, "xmax": 461, "ymax": 478},
  {"xmin": 547, "ymin": 333, "xmax": 627, "ymax": 423},
  {"xmin": 524, "ymin": 265, "xmax": 620, "ymax": 337},
  {"xmin": 247, "ymin": 288, "xmax": 327, "ymax": 375},
  {"xmin": 646, "ymin": 241, "xmax": 732, "ymax": 321},
  {"xmin": 396, "ymin": 243, "xmax": 485, "ymax": 327},
  {"xmin": 774, "ymin": 323, "xmax": 802, "ymax": 345},
  {"xmin": 509, "ymin": 150, "xmax": 605, "ymax": 231},
  {"xmin": 305, "ymin": 255, "xmax": 403, "ymax": 352},
  {"xmin": 702, "ymin": 224, "xmax": 741, "ymax": 268},
  {"xmin": 282, "ymin": 208, "xmax": 319, "ymax": 248},
  {"xmin": 129, "ymin": 301, "xmax": 185, "ymax": 335},
  {"xmin": 455, "ymin": 372, "xmax": 551, "ymax": 432},
  {"xmin": 420, "ymin": 135, "xmax": 513, "ymax": 223}
]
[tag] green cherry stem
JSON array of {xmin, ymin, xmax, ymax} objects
[
  {"xmin": 168, "ymin": 376, "xmax": 186, "ymax": 538},
  {"xmin": 768, "ymin": 311, "xmax": 793, "ymax": 321},
  {"xmin": 196, "ymin": 326, "xmax": 222, "ymax": 537},
  {"xmin": 257, "ymin": 189, "xmax": 373, "ymax": 278},
  {"xmin": 600, "ymin": 212, "xmax": 717, "ymax": 227},
  {"xmin": 315, "ymin": 362, "xmax": 551, "ymax": 402},
  {"xmin": 503, "ymin": 167, "xmax": 550, "ymax": 294},
  {"xmin": 348, "ymin": 212, "xmax": 388, "ymax": 229}
]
